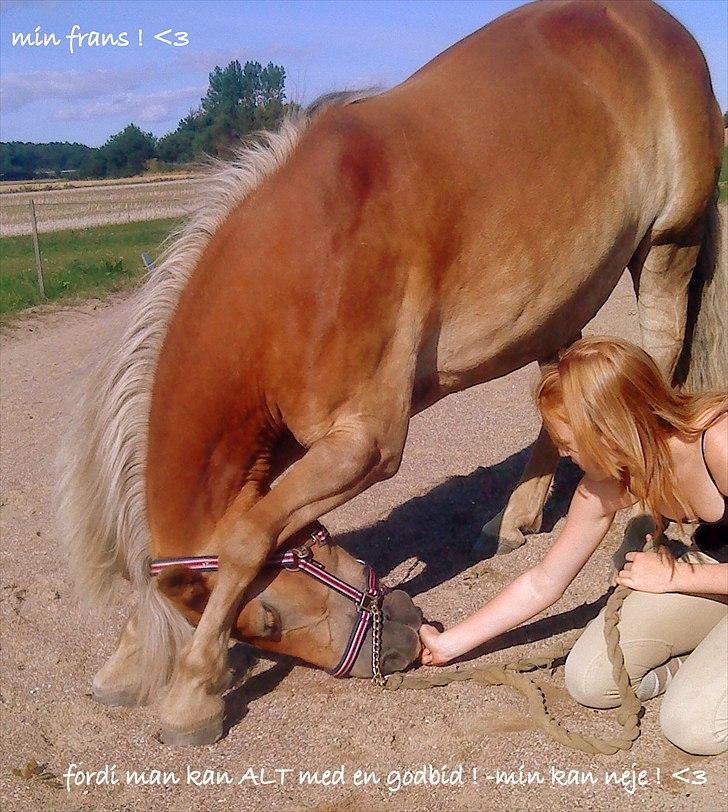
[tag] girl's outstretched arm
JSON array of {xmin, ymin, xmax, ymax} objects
[{"xmin": 420, "ymin": 476, "xmax": 632, "ymax": 665}]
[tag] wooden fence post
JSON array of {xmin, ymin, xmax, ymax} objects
[{"xmin": 29, "ymin": 199, "xmax": 46, "ymax": 300}]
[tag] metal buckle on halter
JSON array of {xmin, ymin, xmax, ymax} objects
[
  {"xmin": 310, "ymin": 526, "xmax": 331, "ymax": 545},
  {"xmin": 282, "ymin": 545, "xmax": 313, "ymax": 570},
  {"xmin": 356, "ymin": 589, "xmax": 380, "ymax": 614}
]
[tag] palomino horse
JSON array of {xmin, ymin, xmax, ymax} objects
[{"xmin": 58, "ymin": 0, "xmax": 724, "ymax": 745}]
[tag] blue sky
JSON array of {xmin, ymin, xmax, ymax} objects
[{"xmin": 1, "ymin": 0, "xmax": 726, "ymax": 147}]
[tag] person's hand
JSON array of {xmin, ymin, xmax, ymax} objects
[
  {"xmin": 419, "ymin": 623, "xmax": 452, "ymax": 666},
  {"xmin": 615, "ymin": 541, "xmax": 678, "ymax": 593}
]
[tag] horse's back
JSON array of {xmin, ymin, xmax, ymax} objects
[
  {"xmin": 380, "ymin": 0, "xmax": 721, "ymax": 212},
  {"xmin": 144, "ymin": 0, "xmax": 723, "ymax": 552},
  {"xmin": 340, "ymin": 0, "xmax": 723, "ymax": 375}
]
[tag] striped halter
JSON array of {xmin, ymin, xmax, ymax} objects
[{"xmin": 149, "ymin": 525, "xmax": 385, "ymax": 681}]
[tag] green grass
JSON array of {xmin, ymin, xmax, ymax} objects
[
  {"xmin": 0, "ymin": 218, "xmax": 181, "ymax": 315},
  {"xmin": 720, "ymin": 144, "xmax": 728, "ymax": 203}
]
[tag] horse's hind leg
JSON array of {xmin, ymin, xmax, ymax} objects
[
  {"xmin": 158, "ymin": 417, "xmax": 404, "ymax": 745},
  {"xmin": 628, "ymin": 239, "xmax": 701, "ymax": 382},
  {"xmin": 473, "ymin": 424, "xmax": 559, "ymax": 558},
  {"xmin": 472, "ymin": 344, "xmax": 581, "ymax": 559},
  {"xmin": 616, "ymin": 234, "xmax": 701, "ymax": 551},
  {"xmin": 92, "ymin": 611, "xmax": 143, "ymax": 706}
]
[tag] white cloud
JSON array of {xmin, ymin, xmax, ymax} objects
[
  {"xmin": 52, "ymin": 86, "xmax": 205, "ymax": 125},
  {"xmin": 0, "ymin": 64, "xmax": 205, "ymax": 128},
  {"xmin": 1, "ymin": 67, "xmax": 147, "ymax": 112}
]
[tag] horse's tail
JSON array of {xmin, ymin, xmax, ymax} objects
[
  {"xmin": 676, "ymin": 191, "xmax": 727, "ymax": 392},
  {"xmin": 55, "ymin": 297, "xmax": 194, "ymax": 701}
]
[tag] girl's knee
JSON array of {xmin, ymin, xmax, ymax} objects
[
  {"xmin": 564, "ymin": 646, "xmax": 621, "ymax": 709},
  {"xmin": 660, "ymin": 686, "xmax": 728, "ymax": 756}
]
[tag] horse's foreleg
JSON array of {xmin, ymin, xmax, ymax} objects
[
  {"xmin": 158, "ymin": 420, "xmax": 397, "ymax": 745},
  {"xmin": 473, "ymin": 423, "xmax": 560, "ymax": 557}
]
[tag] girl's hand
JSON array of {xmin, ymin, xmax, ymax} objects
[
  {"xmin": 615, "ymin": 543, "xmax": 678, "ymax": 593},
  {"xmin": 419, "ymin": 623, "xmax": 452, "ymax": 666}
]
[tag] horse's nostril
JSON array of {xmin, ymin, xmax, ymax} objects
[
  {"xmin": 380, "ymin": 623, "xmax": 421, "ymax": 674},
  {"xmin": 382, "ymin": 589, "xmax": 423, "ymax": 629}
]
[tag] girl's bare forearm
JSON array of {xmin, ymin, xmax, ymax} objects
[
  {"xmin": 674, "ymin": 562, "xmax": 728, "ymax": 595},
  {"xmin": 433, "ymin": 570, "xmax": 555, "ymax": 661}
]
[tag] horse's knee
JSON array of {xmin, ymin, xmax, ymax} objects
[{"xmin": 340, "ymin": 422, "xmax": 403, "ymax": 480}]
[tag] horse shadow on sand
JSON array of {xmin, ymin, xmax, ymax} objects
[
  {"xmin": 225, "ymin": 445, "xmax": 689, "ymax": 725},
  {"xmin": 335, "ymin": 445, "xmax": 583, "ymax": 597},
  {"xmin": 330, "ymin": 446, "xmax": 609, "ymax": 664}
]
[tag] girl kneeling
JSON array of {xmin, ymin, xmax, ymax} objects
[{"xmin": 419, "ymin": 336, "xmax": 727, "ymax": 755}]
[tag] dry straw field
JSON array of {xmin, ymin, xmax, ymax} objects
[{"xmin": 0, "ymin": 176, "xmax": 202, "ymax": 237}]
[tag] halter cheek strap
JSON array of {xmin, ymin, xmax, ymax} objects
[
  {"xmin": 329, "ymin": 564, "xmax": 379, "ymax": 678},
  {"xmin": 149, "ymin": 526, "xmax": 382, "ymax": 679}
]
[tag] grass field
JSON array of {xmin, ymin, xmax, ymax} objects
[
  {"xmin": 719, "ymin": 144, "xmax": 728, "ymax": 202},
  {"xmin": 0, "ymin": 218, "xmax": 180, "ymax": 315}
]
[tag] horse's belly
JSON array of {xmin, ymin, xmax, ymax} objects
[{"xmin": 429, "ymin": 234, "xmax": 637, "ymax": 394}]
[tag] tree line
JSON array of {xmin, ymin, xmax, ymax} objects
[
  {"xmin": 4, "ymin": 70, "xmax": 727, "ymax": 183},
  {"xmin": 0, "ymin": 60, "xmax": 298, "ymax": 181}
]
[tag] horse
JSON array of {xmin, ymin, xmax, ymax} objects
[{"xmin": 57, "ymin": 0, "xmax": 724, "ymax": 745}]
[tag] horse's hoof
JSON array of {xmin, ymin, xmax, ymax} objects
[
  {"xmin": 92, "ymin": 684, "xmax": 141, "ymax": 707},
  {"xmin": 471, "ymin": 531, "xmax": 498, "ymax": 560},
  {"xmin": 160, "ymin": 715, "xmax": 224, "ymax": 746},
  {"xmin": 494, "ymin": 532, "xmax": 526, "ymax": 555},
  {"xmin": 472, "ymin": 526, "xmax": 525, "ymax": 559}
]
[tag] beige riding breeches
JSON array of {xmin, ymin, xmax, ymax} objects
[{"xmin": 565, "ymin": 550, "xmax": 728, "ymax": 755}]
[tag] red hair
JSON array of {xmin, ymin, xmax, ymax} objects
[{"xmin": 536, "ymin": 336, "xmax": 727, "ymax": 532}]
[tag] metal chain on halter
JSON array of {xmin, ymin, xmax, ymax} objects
[
  {"xmin": 370, "ymin": 601, "xmax": 386, "ymax": 686},
  {"xmin": 379, "ymin": 522, "xmax": 661, "ymax": 755}
]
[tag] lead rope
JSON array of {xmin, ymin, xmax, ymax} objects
[{"xmin": 378, "ymin": 534, "xmax": 656, "ymax": 756}]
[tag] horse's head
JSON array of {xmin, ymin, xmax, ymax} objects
[{"xmin": 157, "ymin": 530, "xmax": 422, "ymax": 678}]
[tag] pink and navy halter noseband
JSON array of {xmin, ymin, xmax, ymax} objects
[{"xmin": 149, "ymin": 525, "xmax": 383, "ymax": 679}]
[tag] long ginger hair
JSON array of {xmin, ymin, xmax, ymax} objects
[{"xmin": 536, "ymin": 336, "xmax": 727, "ymax": 532}]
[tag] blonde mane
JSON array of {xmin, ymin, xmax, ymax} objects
[
  {"xmin": 54, "ymin": 109, "xmax": 324, "ymax": 698},
  {"xmin": 58, "ymin": 115, "xmax": 307, "ymax": 591},
  {"xmin": 56, "ymin": 91, "xmax": 377, "ymax": 700}
]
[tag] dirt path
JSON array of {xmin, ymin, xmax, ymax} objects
[{"xmin": 1, "ymin": 276, "xmax": 726, "ymax": 812}]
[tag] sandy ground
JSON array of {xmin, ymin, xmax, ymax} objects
[{"xmin": 1, "ymin": 273, "xmax": 726, "ymax": 812}]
